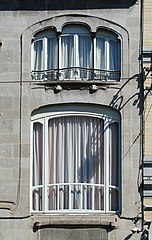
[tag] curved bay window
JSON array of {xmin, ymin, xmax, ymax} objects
[
  {"xmin": 31, "ymin": 25, "xmax": 121, "ymax": 82},
  {"xmin": 31, "ymin": 105, "xmax": 120, "ymax": 213},
  {"xmin": 59, "ymin": 25, "xmax": 92, "ymax": 80}
]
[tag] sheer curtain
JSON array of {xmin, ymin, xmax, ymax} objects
[
  {"xmin": 96, "ymin": 32, "xmax": 120, "ymax": 81},
  {"xmin": 79, "ymin": 35, "xmax": 92, "ymax": 79},
  {"xmin": 96, "ymin": 37, "xmax": 106, "ymax": 70},
  {"xmin": 61, "ymin": 35, "xmax": 74, "ymax": 79},
  {"xmin": 109, "ymin": 40, "xmax": 120, "ymax": 71},
  {"xmin": 48, "ymin": 116, "xmax": 104, "ymax": 210},
  {"xmin": 32, "ymin": 122, "xmax": 43, "ymax": 211},
  {"xmin": 47, "ymin": 37, "xmax": 58, "ymax": 70},
  {"xmin": 109, "ymin": 122, "xmax": 119, "ymax": 211},
  {"xmin": 60, "ymin": 25, "xmax": 92, "ymax": 80},
  {"xmin": 33, "ymin": 40, "xmax": 44, "ymax": 71}
]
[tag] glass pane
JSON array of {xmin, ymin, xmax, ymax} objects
[
  {"xmin": 33, "ymin": 40, "xmax": 44, "ymax": 71},
  {"xmin": 33, "ymin": 122, "xmax": 43, "ymax": 186},
  {"xmin": 79, "ymin": 36, "xmax": 92, "ymax": 68},
  {"xmin": 109, "ymin": 40, "xmax": 120, "ymax": 71},
  {"xmin": 61, "ymin": 35, "xmax": 74, "ymax": 68},
  {"xmin": 96, "ymin": 37, "xmax": 106, "ymax": 70},
  {"xmin": 32, "ymin": 187, "xmax": 42, "ymax": 211},
  {"xmin": 60, "ymin": 35, "xmax": 74, "ymax": 79},
  {"xmin": 94, "ymin": 185, "xmax": 104, "ymax": 210},
  {"xmin": 48, "ymin": 116, "xmax": 104, "ymax": 210},
  {"xmin": 109, "ymin": 122, "xmax": 119, "ymax": 187},
  {"xmin": 47, "ymin": 37, "xmax": 57, "ymax": 70},
  {"xmin": 78, "ymin": 35, "xmax": 92, "ymax": 79},
  {"xmin": 109, "ymin": 188, "xmax": 119, "ymax": 211}
]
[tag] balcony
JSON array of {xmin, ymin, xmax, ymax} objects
[{"xmin": 31, "ymin": 67, "xmax": 120, "ymax": 83}]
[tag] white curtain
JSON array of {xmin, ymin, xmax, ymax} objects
[
  {"xmin": 79, "ymin": 36, "xmax": 92, "ymax": 78},
  {"xmin": 33, "ymin": 40, "xmax": 43, "ymax": 71},
  {"xmin": 48, "ymin": 116, "xmax": 104, "ymax": 210},
  {"xmin": 61, "ymin": 35, "xmax": 74, "ymax": 79},
  {"xmin": 61, "ymin": 34, "xmax": 92, "ymax": 79},
  {"xmin": 96, "ymin": 37, "xmax": 106, "ymax": 70},
  {"xmin": 47, "ymin": 37, "xmax": 57, "ymax": 70},
  {"xmin": 109, "ymin": 40, "xmax": 120, "ymax": 71},
  {"xmin": 109, "ymin": 122, "xmax": 119, "ymax": 211},
  {"xmin": 33, "ymin": 122, "xmax": 43, "ymax": 211},
  {"xmin": 96, "ymin": 37, "xmax": 120, "ymax": 72}
]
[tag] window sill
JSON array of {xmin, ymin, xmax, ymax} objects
[
  {"xmin": 31, "ymin": 79, "xmax": 121, "ymax": 91},
  {"xmin": 32, "ymin": 214, "xmax": 118, "ymax": 231}
]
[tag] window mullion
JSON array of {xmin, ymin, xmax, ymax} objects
[
  {"xmin": 44, "ymin": 38, "xmax": 47, "ymax": 71},
  {"xmin": 44, "ymin": 118, "xmax": 48, "ymax": 212},
  {"xmin": 75, "ymin": 34, "xmax": 79, "ymax": 79},
  {"xmin": 30, "ymin": 122, "xmax": 34, "ymax": 212},
  {"xmin": 59, "ymin": 36, "xmax": 62, "ymax": 70},
  {"xmin": 106, "ymin": 39, "xmax": 110, "ymax": 71},
  {"xmin": 75, "ymin": 34, "xmax": 78, "ymax": 67},
  {"xmin": 118, "ymin": 123, "xmax": 121, "ymax": 212},
  {"xmin": 104, "ymin": 119, "xmax": 110, "ymax": 213},
  {"xmin": 31, "ymin": 42, "xmax": 34, "ymax": 72},
  {"xmin": 57, "ymin": 33, "xmax": 60, "ymax": 76},
  {"xmin": 94, "ymin": 37, "xmax": 96, "ymax": 71}
]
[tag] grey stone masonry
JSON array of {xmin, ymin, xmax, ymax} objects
[{"xmin": 0, "ymin": 0, "xmax": 143, "ymax": 240}]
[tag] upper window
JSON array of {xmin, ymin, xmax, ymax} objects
[
  {"xmin": 95, "ymin": 30, "xmax": 121, "ymax": 80},
  {"xmin": 60, "ymin": 25, "xmax": 92, "ymax": 80},
  {"xmin": 31, "ymin": 104, "xmax": 120, "ymax": 213},
  {"xmin": 31, "ymin": 29, "xmax": 58, "ymax": 81},
  {"xmin": 31, "ymin": 25, "xmax": 121, "ymax": 82}
]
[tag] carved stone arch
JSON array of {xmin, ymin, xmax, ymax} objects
[
  {"xmin": 25, "ymin": 14, "xmax": 128, "ymax": 38},
  {"xmin": 22, "ymin": 14, "xmax": 129, "ymax": 82}
]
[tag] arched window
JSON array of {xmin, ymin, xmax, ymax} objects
[
  {"xmin": 95, "ymin": 30, "xmax": 121, "ymax": 80},
  {"xmin": 59, "ymin": 25, "xmax": 92, "ymax": 79},
  {"xmin": 31, "ymin": 29, "xmax": 58, "ymax": 80},
  {"xmin": 31, "ymin": 104, "xmax": 121, "ymax": 213},
  {"xmin": 31, "ymin": 26, "xmax": 121, "ymax": 82}
]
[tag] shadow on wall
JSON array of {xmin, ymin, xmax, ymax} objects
[
  {"xmin": 0, "ymin": 0, "xmax": 138, "ymax": 10},
  {"xmin": 109, "ymin": 72, "xmax": 144, "ymax": 116}
]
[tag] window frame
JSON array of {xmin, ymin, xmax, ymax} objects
[
  {"xmin": 31, "ymin": 29, "xmax": 58, "ymax": 81},
  {"xmin": 30, "ymin": 105, "xmax": 121, "ymax": 214},
  {"xmin": 31, "ymin": 25, "xmax": 121, "ymax": 82},
  {"xmin": 94, "ymin": 30, "xmax": 121, "ymax": 81},
  {"xmin": 59, "ymin": 32, "xmax": 92, "ymax": 80}
]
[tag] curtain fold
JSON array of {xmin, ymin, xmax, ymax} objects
[
  {"xmin": 61, "ymin": 33, "xmax": 92, "ymax": 79},
  {"xmin": 109, "ymin": 122, "xmax": 119, "ymax": 211},
  {"xmin": 33, "ymin": 122, "xmax": 43, "ymax": 211},
  {"xmin": 96, "ymin": 36, "xmax": 120, "ymax": 74},
  {"xmin": 61, "ymin": 35, "xmax": 74, "ymax": 79},
  {"xmin": 96, "ymin": 37, "xmax": 106, "ymax": 70},
  {"xmin": 109, "ymin": 40, "xmax": 119, "ymax": 71},
  {"xmin": 48, "ymin": 116, "xmax": 104, "ymax": 210},
  {"xmin": 33, "ymin": 40, "xmax": 43, "ymax": 71},
  {"xmin": 79, "ymin": 36, "xmax": 92, "ymax": 78},
  {"xmin": 47, "ymin": 37, "xmax": 58, "ymax": 70}
]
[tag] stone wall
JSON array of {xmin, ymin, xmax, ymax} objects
[{"xmin": 0, "ymin": 1, "xmax": 142, "ymax": 239}]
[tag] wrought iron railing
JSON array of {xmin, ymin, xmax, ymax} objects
[
  {"xmin": 32, "ymin": 182, "xmax": 119, "ymax": 212},
  {"xmin": 31, "ymin": 67, "xmax": 120, "ymax": 82}
]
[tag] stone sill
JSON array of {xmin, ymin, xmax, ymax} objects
[{"xmin": 32, "ymin": 214, "xmax": 118, "ymax": 231}]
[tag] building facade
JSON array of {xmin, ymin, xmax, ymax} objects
[
  {"xmin": 143, "ymin": 0, "xmax": 152, "ymax": 237},
  {"xmin": 0, "ymin": 0, "xmax": 143, "ymax": 239}
]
